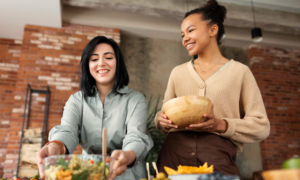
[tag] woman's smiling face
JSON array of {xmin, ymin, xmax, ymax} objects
[
  {"xmin": 89, "ymin": 43, "xmax": 117, "ymax": 88},
  {"xmin": 181, "ymin": 14, "xmax": 212, "ymax": 56}
]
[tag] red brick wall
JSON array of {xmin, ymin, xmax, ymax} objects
[
  {"xmin": 2, "ymin": 23, "xmax": 120, "ymax": 179},
  {"xmin": 0, "ymin": 38, "xmax": 22, "ymax": 177},
  {"xmin": 248, "ymin": 45, "xmax": 300, "ymax": 170}
]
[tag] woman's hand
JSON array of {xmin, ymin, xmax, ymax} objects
[
  {"xmin": 185, "ymin": 105, "xmax": 228, "ymax": 133},
  {"xmin": 36, "ymin": 143, "xmax": 61, "ymax": 179},
  {"xmin": 157, "ymin": 111, "xmax": 178, "ymax": 130},
  {"xmin": 110, "ymin": 150, "xmax": 136, "ymax": 180}
]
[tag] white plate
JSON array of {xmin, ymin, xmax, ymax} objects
[
  {"xmin": 168, "ymin": 174, "xmax": 240, "ymax": 180},
  {"xmin": 168, "ymin": 174, "xmax": 200, "ymax": 180}
]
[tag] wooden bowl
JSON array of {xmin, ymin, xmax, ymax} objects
[
  {"xmin": 163, "ymin": 96, "xmax": 212, "ymax": 127},
  {"xmin": 262, "ymin": 169, "xmax": 300, "ymax": 180}
]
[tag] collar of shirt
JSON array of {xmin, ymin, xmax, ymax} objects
[
  {"xmin": 116, "ymin": 86, "xmax": 130, "ymax": 94},
  {"xmin": 93, "ymin": 86, "xmax": 130, "ymax": 97}
]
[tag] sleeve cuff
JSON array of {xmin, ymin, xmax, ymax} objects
[
  {"xmin": 49, "ymin": 133, "xmax": 78, "ymax": 154},
  {"xmin": 123, "ymin": 143, "xmax": 145, "ymax": 168},
  {"xmin": 220, "ymin": 118, "xmax": 236, "ymax": 138}
]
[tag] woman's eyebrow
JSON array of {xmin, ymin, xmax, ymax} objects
[
  {"xmin": 104, "ymin": 52, "xmax": 115, "ymax": 55},
  {"xmin": 186, "ymin": 25, "xmax": 196, "ymax": 30},
  {"xmin": 181, "ymin": 25, "xmax": 196, "ymax": 33}
]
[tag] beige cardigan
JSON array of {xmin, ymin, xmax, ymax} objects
[{"xmin": 155, "ymin": 60, "xmax": 270, "ymax": 153}]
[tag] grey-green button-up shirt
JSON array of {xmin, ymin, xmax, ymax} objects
[{"xmin": 49, "ymin": 86, "xmax": 154, "ymax": 180}]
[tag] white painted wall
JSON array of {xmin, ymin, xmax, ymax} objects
[{"xmin": 0, "ymin": 0, "xmax": 62, "ymax": 39}]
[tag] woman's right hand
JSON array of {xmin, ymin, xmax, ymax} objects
[
  {"xmin": 36, "ymin": 143, "xmax": 61, "ymax": 179},
  {"xmin": 157, "ymin": 111, "xmax": 178, "ymax": 130}
]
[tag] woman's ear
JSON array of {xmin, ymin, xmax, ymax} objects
[{"xmin": 210, "ymin": 24, "xmax": 219, "ymax": 37}]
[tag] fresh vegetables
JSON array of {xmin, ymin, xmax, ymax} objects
[
  {"xmin": 30, "ymin": 175, "xmax": 40, "ymax": 180},
  {"xmin": 1, "ymin": 174, "xmax": 40, "ymax": 180},
  {"xmin": 140, "ymin": 172, "xmax": 171, "ymax": 180},
  {"xmin": 45, "ymin": 155, "xmax": 110, "ymax": 180},
  {"xmin": 282, "ymin": 157, "xmax": 300, "ymax": 169}
]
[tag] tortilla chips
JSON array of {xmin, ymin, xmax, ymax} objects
[{"xmin": 164, "ymin": 162, "xmax": 213, "ymax": 175}]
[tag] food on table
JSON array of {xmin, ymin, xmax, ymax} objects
[
  {"xmin": 31, "ymin": 175, "xmax": 40, "ymax": 180},
  {"xmin": 282, "ymin": 156, "xmax": 300, "ymax": 169},
  {"xmin": 153, "ymin": 172, "xmax": 171, "ymax": 180},
  {"xmin": 164, "ymin": 162, "xmax": 213, "ymax": 175},
  {"xmin": 140, "ymin": 172, "xmax": 171, "ymax": 180},
  {"xmin": 44, "ymin": 154, "xmax": 110, "ymax": 180},
  {"xmin": 197, "ymin": 172, "xmax": 240, "ymax": 180},
  {"xmin": 262, "ymin": 169, "xmax": 300, "ymax": 180}
]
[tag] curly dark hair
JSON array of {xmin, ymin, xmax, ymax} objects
[{"xmin": 185, "ymin": 0, "xmax": 227, "ymax": 45}]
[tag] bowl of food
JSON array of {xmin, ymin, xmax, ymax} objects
[
  {"xmin": 43, "ymin": 154, "xmax": 115, "ymax": 180},
  {"xmin": 163, "ymin": 96, "xmax": 212, "ymax": 127},
  {"xmin": 164, "ymin": 162, "xmax": 214, "ymax": 180}
]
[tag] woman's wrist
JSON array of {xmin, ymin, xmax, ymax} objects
[
  {"xmin": 124, "ymin": 150, "xmax": 136, "ymax": 165},
  {"xmin": 215, "ymin": 119, "xmax": 228, "ymax": 133},
  {"xmin": 45, "ymin": 140, "xmax": 66, "ymax": 155}
]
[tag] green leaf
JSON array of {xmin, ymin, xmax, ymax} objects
[
  {"xmin": 102, "ymin": 165, "xmax": 106, "ymax": 180},
  {"xmin": 57, "ymin": 157, "xmax": 70, "ymax": 170},
  {"xmin": 31, "ymin": 174, "xmax": 40, "ymax": 179},
  {"xmin": 73, "ymin": 165, "xmax": 81, "ymax": 170},
  {"xmin": 145, "ymin": 94, "xmax": 166, "ymax": 175},
  {"xmin": 72, "ymin": 169, "xmax": 88, "ymax": 180}
]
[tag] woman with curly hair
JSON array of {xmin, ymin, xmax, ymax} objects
[{"xmin": 155, "ymin": 0, "xmax": 270, "ymax": 178}]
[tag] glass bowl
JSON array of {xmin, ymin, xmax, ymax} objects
[{"xmin": 43, "ymin": 154, "xmax": 115, "ymax": 180}]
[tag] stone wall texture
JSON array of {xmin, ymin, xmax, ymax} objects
[{"xmin": 120, "ymin": 34, "xmax": 190, "ymax": 108}]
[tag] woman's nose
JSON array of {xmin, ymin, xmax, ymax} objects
[
  {"xmin": 183, "ymin": 35, "xmax": 189, "ymax": 45},
  {"xmin": 98, "ymin": 57, "xmax": 105, "ymax": 66}
]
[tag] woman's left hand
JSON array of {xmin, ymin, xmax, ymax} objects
[
  {"xmin": 109, "ymin": 150, "xmax": 136, "ymax": 180},
  {"xmin": 185, "ymin": 105, "xmax": 227, "ymax": 133}
]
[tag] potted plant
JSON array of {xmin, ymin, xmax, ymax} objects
[{"xmin": 145, "ymin": 95, "xmax": 166, "ymax": 176}]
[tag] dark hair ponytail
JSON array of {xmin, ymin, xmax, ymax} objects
[{"xmin": 185, "ymin": 0, "xmax": 226, "ymax": 45}]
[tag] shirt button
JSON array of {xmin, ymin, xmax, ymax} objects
[
  {"xmin": 137, "ymin": 161, "xmax": 140, "ymax": 164},
  {"xmin": 199, "ymin": 83, "xmax": 206, "ymax": 89},
  {"xmin": 191, "ymin": 152, "xmax": 195, "ymax": 156}
]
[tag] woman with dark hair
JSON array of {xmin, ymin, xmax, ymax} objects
[
  {"xmin": 36, "ymin": 36, "xmax": 153, "ymax": 180},
  {"xmin": 155, "ymin": 0, "xmax": 270, "ymax": 178}
]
